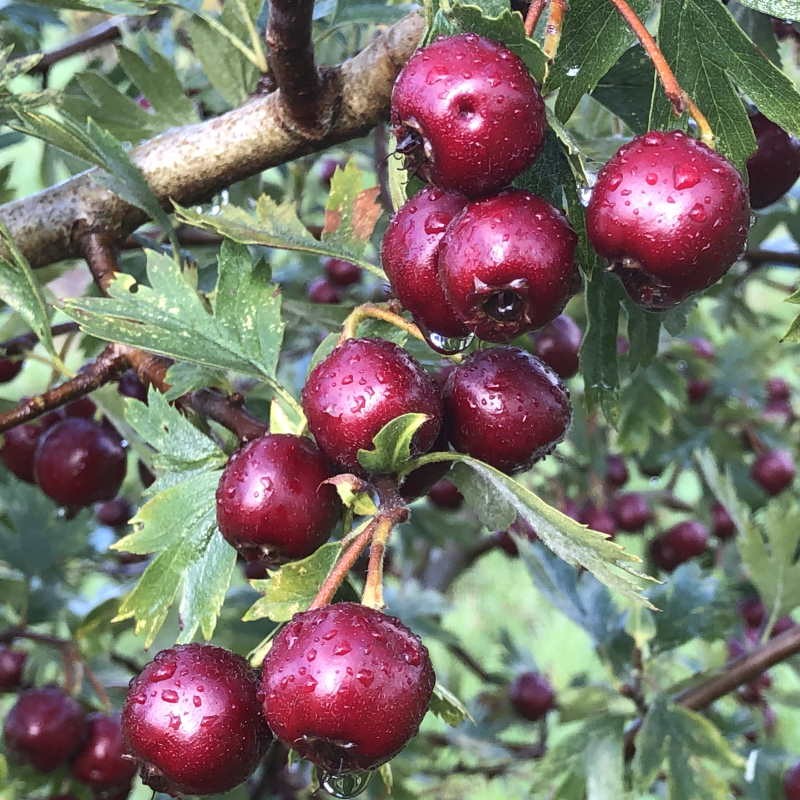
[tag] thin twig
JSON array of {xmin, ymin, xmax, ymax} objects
[
  {"xmin": 27, "ymin": 16, "xmax": 125, "ymax": 76},
  {"xmin": 0, "ymin": 322, "xmax": 80, "ymax": 357},
  {"xmin": 543, "ymin": 0, "xmax": 567, "ymax": 60},
  {"xmin": 524, "ymin": 0, "xmax": 548, "ymax": 37},
  {"xmin": 446, "ymin": 643, "xmax": 504, "ymax": 685},
  {"xmin": 745, "ymin": 249, "xmax": 800, "ymax": 268}
]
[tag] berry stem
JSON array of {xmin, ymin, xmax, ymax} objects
[
  {"xmin": 339, "ymin": 302, "xmax": 427, "ymax": 345},
  {"xmin": 524, "ymin": 0, "xmax": 547, "ymax": 37},
  {"xmin": 543, "ymin": 0, "xmax": 567, "ymax": 60},
  {"xmin": 361, "ymin": 515, "xmax": 394, "ymax": 609},
  {"xmin": 606, "ymin": 0, "xmax": 714, "ymax": 146}
]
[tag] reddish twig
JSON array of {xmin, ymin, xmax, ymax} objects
[
  {"xmin": 543, "ymin": 0, "xmax": 567, "ymax": 60},
  {"xmin": 745, "ymin": 249, "xmax": 800, "ymax": 268},
  {"xmin": 27, "ymin": 16, "xmax": 125, "ymax": 76},
  {"xmin": 524, "ymin": 0, "xmax": 548, "ymax": 37}
]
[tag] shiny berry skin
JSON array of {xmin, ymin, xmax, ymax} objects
[
  {"xmin": 72, "ymin": 713, "xmax": 137, "ymax": 790},
  {"xmin": 3, "ymin": 687, "xmax": 87, "ymax": 772},
  {"xmin": 767, "ymin": 377, "xmax": 792, "ymax": 402},
  {"xmin": 427, "ymin": 478, "xmax": 463, "ymax": 510},
  {"xmin": 784, "ymin": 762, "xmax": 800, "ymax": 800},
  {"xmin": 579, "ymin": 504, "xmax": 618, "ymax": 538},
  {"xmin": 96, "ymin": 497, "xmax": 132, "ymax": 528},
  {"xmin": 118, "ymin": 370, "xmax": 148, "ymax": 402},
  {"xmin": 531, "ymin": 314, "xmax": 582, "ymax": 379},
  {"xmin": 324, "ymin": 258, "xmax": 362, "ymax": 287},
  {"xmin": 64, "ymin": 397, "xmax": 97, "ymax": 418},
  {"xmin": 307, "ymin": 277, "xmax": 342, "ymax": 304},
  {"xmin": 438, "ymin": 191, "xmax": 579, "ymax": 342},
  {"xmin": 34, "ymin": 418, "xmax": 127, "ymax": 507},
  {"xmin": 261, "ymin": 602, "xmax": 435, "ymax": 773},
  {"xmin": 0, "ymin": 646, "xmax": 26, "ymax": 691},
  {"xmin": 711, "ymin": 502, "xmax": 736, "ymax": 540},
  {"xmin": 747, "ymin": 112, "xmax": 800, "ymax": 209},
  {"xmin": 751, "ymin": 449, "xmax": 796, "ymax": 496},
  {"xmin": 612, "ymin": 492, "xmax": 653, "ymax": 533},
  {"xmin": 122, "ymin": 644, "xmax": 269, "ymax": 797},
  {"xmin": 302, "ymin": 338, "xmax": 442, "ymax": 473},
  {"xmin": 215, "ymin": 434, "xmax": 341, "ymax": 561},
  {"xmin": 739, "ymin": 596, "xmax": 766, "ymax": 630},
  {"xmin": 587, "ymin": 130, "xmax": 750, "ymax": 309},
  {"xmin": 687, "ymin": 378, "xmax": 712, "ymax": 404},
  {"xmin": 605, "ymin": 454, "xmax": 629, "ymax": 488},
  {"xmin": 509, "ymin": 672, "xmax": 556, "ymax": 721},
  {"xmin": 1, "ymin": 421, "xmax": 46, "ymax": 483},
  {"xmin": 390, "ymin": 33, "xmax": 546, "ymax": 197},
  {"xmin": 443, "ymin": 347, "xmax": 571, "ymax": 474},
  {"xmin": 0, "ymin": 357, "xmax": 22, "ymax": 383},
  {"xmin": 649, "ymin": 521, "xmax": 709, "ymax": 572},
  {"xmin": 381, "ymin": 186, "xmax": 470, "ymax": 339}
]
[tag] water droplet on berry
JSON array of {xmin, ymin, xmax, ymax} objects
[
  {"xmin": 673, "ymin": 163, "xmax": 701, "ymax": 190},
  {"xmin": 319, "ymin": 770, "xmax": 372, "ymax": 798},
  {"xmin": 689, "ymin": 203, "xmax": 707, "ymax": 222},
  {"xmin": 161, "ymin": 689, "xmax": 179, "ymax": 703}
]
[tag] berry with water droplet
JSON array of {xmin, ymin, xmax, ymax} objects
[
  {"xmin": 531, "ymin": 314, "xmax": 582, "ymax": 379},
  {"xmin": 0, "ymin": 646, "xmax": 26, "ymax": 692},
  {"xmin": 438, "ymin": 190, "xmax": 579, "ymax": 342},
  {"xmin": 122, "ymin": 644, "xmax": 269, "ymax": 796},
  {"xmin": 216, "ymin": 434, "xmax": 341, "ymax": 561},
  {"xmin": 34, "ymin": 418, "xmax": 126, "ymax": 507},
  {"xmin": 509, "ymin": 672, "xmax": 556, "ymax": 721},
  {"xmin": 302, "ymin": 338, "xmax": 442, "ymax": 473},
  {"xmin": 308, "ymin": 277, "xmax": 342, "ymax": 304},
  {"xmin": 587, "ymin": 130, "xmax": 750, "ymax": 309},
  {"xmin": 3, "ymin": 687, "xmax": 87, "ymax": 772},
  {"xmin": 71, "ymin": 713, "xmax": 137, "ymax": 790},
  {"xmin": 391, "ymin": 33, "xmax": 546, "ymax": 197},
  {"xmin": 612, "ymin": 492, "xmax": 653, "ymax": 533},
  {"xmin": 381, "ymin": 186, "xmax": 469, "ymax": 339},
  {"xmin": 649, "ymin": 520, "xmax": 709, "ymax": 572},
  {"xmin": 261, "ymin": 602, "xmax": 435, "ymax": 773},
  {"xmin": 747, "ymin": 112, "xmax": 800, "ymax": 209},
  {"xmin": 325, "ymin": 258, "xmax": 362, "ymax": 287},
  {"xmin": 751, "ymin": 449, "xmax": 796, "ymax": 496},
  {"xmin": 442, "ymin": 347, "xmax": 571, "ymax": 473}
]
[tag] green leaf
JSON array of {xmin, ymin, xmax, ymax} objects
[
  {"xmin": 357, "ymin": 413, "xmax": 431, "ymax": 475},
  {"xmin": 734, "ymin": 0, "xmax": 800, "ymax": 21},
  {"xmin": 428, "ymin": 682, "xmax": 472, "ymax": 727},
  {"xmin": 585, "ymin": 728, "xmax": 625, "ymax": 800},
  {"xmin": 547, "ymin": 0, "xmax": 652, "ymax": 123},
  {"xmin": 593, "ymin": 46, "xmax": 654, "ymax": 134},
  {"xmin": 0, "ymin": 224, "xmax": 55, "ymax": 356},
  {"xmin": 624, "ymin": 300, "xmax": 662, "ymax": 372},
  {"xmin": 783, "ymin": 285, "xmax": 800, "ymax": 342},
  {"xmin": 243, "ymin": 542, "xmax": 343, "ymax": 623}
]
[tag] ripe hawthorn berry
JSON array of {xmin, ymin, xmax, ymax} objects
[
  {"xmin": 711, "ymin": 502, "xmax": 736, "ymax": 540},
  {"xmin": 443, "ymin": 347, "xmax": 571, "ymax": 474},
  {"xmin": 427, "ymin": 478, "xmax": 463, "ymax": 510},
  {"xmin": 398, "ymin": 430, "xmax": 452, "ymax": 502},
  {"xmin": 1, "ymin": 421, "xmax": 46, "ymax": 483},
  {"xmin": 688, "ymin": 378, "xmax": 712, "ymax": 404},
  {"xmin": 118, "ymin": 370, "xmax": 148, "ymax": 402},
  {"xmin": 301, "ymin": 338, "xmax": 442, "ymax": 473},
  {"xmin": 34, "ymin": 417, "xmax": 127, "ymax": 507},
  {"xmin": 587, "ymin": 130, "xmax": 750, "ymax": 309},
  {"xmin": 0, "ymin": 357, "xmax": 22, "ymax": 383},
  {"xmin": 605, "ymin": 454, "xmax": 629, "ymax": 488},
  {"xmin": 531, "ymin": 314, "xmax": 582, "ymax": 379},
  {"xmin": 509, "ymin": 672, "xmax": 556, "ymax": 721},
  {"xmin": 579, "ymin": 504, "xmax": 618, "ymax": 538},
  {"xmin": 308, "ymin": 277, "xmax": 342, "ymax": 304},
  {"xmin": 0, "ymin": 646, "xmax": 26, "ymax": 691},
  {"xmin": 767, "ymin": 377, "xmax": 792, "ymax": 402},
  {"xmin": 261, "ymin": 602, "xmax": 435, "ymax": 773},
  {"xmin": 391, "ymin": 33, "xmax": 546, "ymax": 197},
  {"xmin": 649, "ymin": 521, "xmax": 709, "ymax": 572},
  {"xmin": 3, "ymin": 687, "xmax": 87, "ymax": 772},
  {"xmin": 438, "ymin": 190, "xmax": 579, "ymax": 342},
  {"xmin": 747, "ymin": 112, "xmax": 800, "ymax": 209},
  {"xmin": 96, "ymin": 498, "xmax": 132, "ymax": 528},
  {"xmin": 381, "ymin": 186, "xmax": 470, "ymax": 341},
  {"xmin": 739, "ymin": 596, "xmax": 766, "ymax": 630},
  {"xmin": 494, "ymin": 517, "xmax": 538, "ymax": 557},
  {"xmin": 122, "ymin": 643, "xmax": 269, "ymax": 796},
  {"xmin": 612, "ymin": 492, "xmax": 653, "ymax": 533},
  {"xmin": 324, "ymin": 258, "xmax": 362, "ymax": 287},
  {"xmin": 751, "ymin": 449, "xmax": 796, "ymax": 496},
  {"xmin": 71, "ymin": 713, "xmax": 137, "ymax": 790},
  {"xmin": 215, "ymin": 434, "xmax": 341, "ymax": 562}
]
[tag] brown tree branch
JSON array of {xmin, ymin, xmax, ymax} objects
[
  {"xmin": 524, "ymin": 0, "xmax": 547, "ymax": 37},
  {"xmin": 27, "ymin": 16, "xmax": 125, "ymax": 76},
  {"xmin": 0, "ymin": 322, "xmax": 79, "ymax": 356},
  {"xmin": 0, "ymin": 12, "xmax": 424, "ymax": 271},
  {"xmin": 744, "ymin": 249, "xmax": 800, "ymax": 268}
]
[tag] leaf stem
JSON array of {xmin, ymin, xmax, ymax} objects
[
  {"xmin": 543, "ymin": 0, "xmax": 567, "ymax": 60},
  {"xmin": 339, "ymin": 302, "xmax": 427, "ymax": 345}
]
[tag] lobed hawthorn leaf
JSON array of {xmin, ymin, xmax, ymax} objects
[
  {"xmin": 357, "ymin": 413, "xmax": 431, "ymax": 475},
  {"xmin": 428, "ymin": 682, "xmax": 473, "ymax": 727}
]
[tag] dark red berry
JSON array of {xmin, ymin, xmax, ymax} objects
[
  {"xmin": 261, "ymin": 602, "xmax": 434, "ymax": 773},
  {"xmin": 494, "ymin": 517, "xmax": 538, "ymax": 557},
  {"xmin": 579, "ymin": 504, "xmax": 618, "ymax": 538},
  {"xmin": 1, "ymin": 421, "xmax": 46, "ymax": 483},
  {"xmin": 72, "ymin": 713, "xmax": 137, "ymax": 790},
  {"xmin": 531, "ymin": 314, "xmax": 582, "ymax": 379},
  {"xmin": 3, "ymin": 687, "xmax": 87, "ymax": 772},
  {"xmin": 649, "ymin": 521, "xmax": 709, "ymax": 571},
  {"xmin": 118, "ymin": 370, "xmax": 148, "ymax": 402},
  {"xmin": 398, "ymin": 431, "xmax": 451, "ymax": 502},
  {"xmin": 612, "ymin": 492, "xmax": 653, "ymax": 533},
  {"xmin": 391, "ymin": 33, "xmax": 546, "ymax": 197},
  {"xmin": 381, "ymin": 186, "xmax": 470, "ymax": 340},
  {"xmin": 0, "ymin": 646, "xmax": 26, "ymax": 691},
  {"xmin": 767, "ymin": 377, "xmax": 792, "ymax": 402},
  {"xmin": 96, "ymin": 498, "xmax": 132, "ymax": 528},
  {"xmin": 216, "ymin": 434, "xmax": 341, "ymax": 561},
  {"xmin": 784, "ymin": 762, "xmax": 800, "ymax": 800},
  {"xmin": 34, "ymin": 418, "xmax": 127, "ymax": 507},
  {"xmin": 307, "ymin": 277, "xmax": 342, "ymax": 304},
  {"xmin": 324, "ymin": 258, "xmax": 362, "ymax": 287},
  {"xmin": 122, "ymin": 644, "xmax": 269, "ymax": 796},
  {"xmin": 751, "ymin": 449, "xmax": 796, "ymax": 496},
  {"xmin": 443, "ymin": 347, "xmax": 571, "ymax": 473},
  {"xmin": 509, "ymin": 672, "xmax": 556, "ymax": 721},
  {"xmin": 0, "ymin": 357, "xmax": 22, "ymax": 383},
  {"xmin": 687, "ymin": 378, "xmax": 712, "ymax": 404},
  {"xmin": 605, "ymin": 454, "xmax": 629, "ymax": 488},
  {"xmin": 747, "ymin": 112, "xmax": 800, "ymax": 209},
  {"xmin": 739, "ymin": 672, "xmax": 772, "ymax": 705},
  {"xmin": 64, "ymin": 397, "xmax": 97, "ymax": 418},
  {"xmin": 587, "ymin": 130, "xmax": 750, "ymax": 309},
  {"xmin": 764, "ymin": 398, "xmax": 795, "ymax": 425},
  {"xmin": 739, "ymin": 596, "xmax": 766, "ymax": 630},
  {"xmin": 688, "ymin": 337, "xmax": 716, "ymax": 360},
  {"xmin": 427, "ymin": 478, "xmax": 463, "ymax": 510},
  {"xmin": 711, "ymin": 502, "xmax": 736, "ymax": 540},
  {"xmin": 438, "ymin": 190, "xmax": 579, "ymax": 342},
  {"xmin": 301, "ymin": 338, "xmax": 442, "ymax": 473}
]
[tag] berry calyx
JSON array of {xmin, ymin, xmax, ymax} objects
[
  {"xmin": 711, "ymin": 501, "xmax": 736, "ymax": 540},
  {"xmin": 509, "ymin": 672, "xmax": 556, "ymax": 721},
  {"xmin": 381, "ymin": 186, "xmax": 470, "ymax": 340},
  {"xmin": 747, "ymin": 112, "xmax": 800, "ymax": 209},
  {"xmin": 3, "ymin": 687, "xmax": 87, "ymax": 772},
  {"xmin": 751, "ymin": 449, "xmax": 796, "ymax": 496},
  {"xmin": 605, "ymin": 454, "xmax": 629, "ymax": 489},
  {"xmin": 587, "ymin": 130, "xmax": 750, "ymax": 309},
  {"xmin": 308, "ymin": 277, "xmax": 342, "ymax": 304},
  {"xmin": 531, "ymin": 314, "xmax": 582, "ymax": 379},
  {"xmin": 649, "ymin": 521, "xmax": 709, "ymax": 572},
  {"xmin": 427, "ymin": 478, "xmax": 463, "ymax": 510},
  {"xmin": 261, "ymin": 602, "xmax": 435, "ymax": 773},
  {"xmin": 96, "ymin": 498, "xmax": 132, "ymax": 528},
  {"xmin": 301, "ymin": 337, "xmax": 442, "ymax": 473},
  {"xmin": 0, "ymin": 357, "xmax": 22, "ymax": 383},
  {"xmin": 71, "ymin": 713, "xmax": 137, "ymax": 790},
  {"xmin": 324, "ymin": 258, "xmax": 362, "ymax": 287},
  {"xmin": 438, "ymin": 190, "xmax": 579, "ymax": 342},
  {"xmin": 0, "ymin": 646, "xmax": 26, "ymax": 692},
  {"xmin": 122, "ymin": 643, "xmax": 269, "ymax": 796},
  {"xmin": 215, "ymin": 434, "xmax": 341, "ymax": 562},
  {"xmin": 612, "ymin": 492, "xmax": 653, "ymax": 533},
  {"xmin": 443, "ymin": 347, "xmax": 571, "ymax": 473},
  {"xmin": 34, "ymin": 418, "xmax": 127, "ymax": 507},
  {"xmin": 390, "ymin": 33, "xmax": 546, "ymax": 197}
]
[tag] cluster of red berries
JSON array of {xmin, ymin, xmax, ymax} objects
[{"xmin": 308, "ymin": 257, "xmax": 363, "ymax": 305}]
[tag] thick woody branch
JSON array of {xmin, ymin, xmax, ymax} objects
[
  {"xmin": 27, "ymin": 16, "xmax": 125, "ymax": 76},
  {"xmin": 0, "ymin": 13, "xmax": 424, "ymax": 271}
]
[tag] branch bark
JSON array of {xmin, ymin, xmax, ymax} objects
[{"xmin": 0, "ymin": 12, "xmax": 424, "ymax": 271}]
